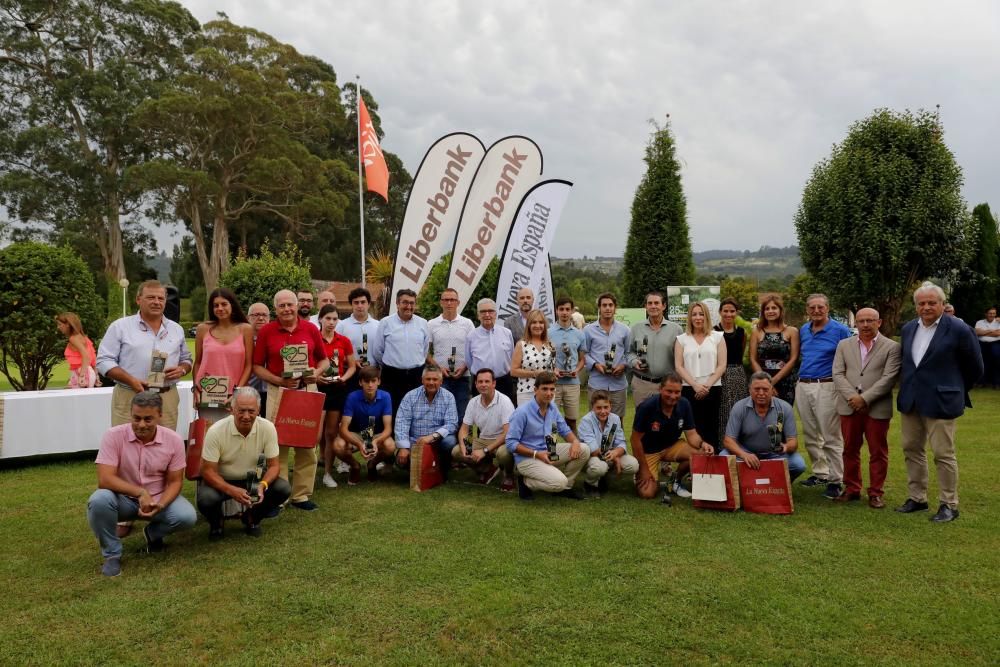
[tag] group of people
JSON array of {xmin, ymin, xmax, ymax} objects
[{"xmin": 83, "ymin": 279, "xmax": 985, "ymax": 576}]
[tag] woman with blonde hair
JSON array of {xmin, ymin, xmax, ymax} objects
[
  {"xmin": 55, "ymin": 312, "xmax": 98, "ymax": 388},
  {"xmin": 511, "ymin": 309, "xmax": 555, "ymax": 405},
  {"xmin": 749, "ymin": 293, "xmax": 799, "ymax": 404},
  {"xmin": 674, "ymin": 301, "xmax": 726, "ymax": 447}
]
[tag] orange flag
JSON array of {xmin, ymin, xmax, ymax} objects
[{"xmin": 359, "ymin": 96, "xmax": 389, "ymax": 201}]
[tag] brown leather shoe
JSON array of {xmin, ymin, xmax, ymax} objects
[
  {"xmin": 868, "ymin": 496, "xmax": 885, "ymax": 509},
  {"xmin": 833, "ymin": 492, "xmax": 861, "ymax": 503}
]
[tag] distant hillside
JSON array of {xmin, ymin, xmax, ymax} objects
[{"xmin": 552, "ymin": 246, "xmax": 802, "ymax": 280}]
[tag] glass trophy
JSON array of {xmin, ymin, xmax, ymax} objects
[
  {"xmin": 147, "ymin": 350, "xmax": 168, "ymax": 388},
  {"xmin": 546, "ymin": 423, "xmax": 560, "ymax": 461}
]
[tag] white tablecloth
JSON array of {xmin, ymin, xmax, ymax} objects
[{"xmin": 0, "ymin": 382, "xmax": 194, "ymax": 459}]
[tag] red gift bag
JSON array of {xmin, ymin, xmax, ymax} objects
[
  {"xmin": 273, "ymin": 388, "xmax": 325, "ymax": 448},
  {"xmin": 409, "ymin": 442, "xmax": 444, "ymax": 492},
  {"xmin": 737, "ymin": 458, "xmax": 794, "ymax": 514},
  {"xmin": 185, "ymin": 417, "xmax": 206, "ymax": 480},
  {"xmin": 691, "ymin": 454, "xmax": 741, "ymax": 511}
]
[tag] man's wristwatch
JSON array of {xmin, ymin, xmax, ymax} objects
[{"xmin": 432, "ymin": 433, "xmax": 442, "ymax": 442}]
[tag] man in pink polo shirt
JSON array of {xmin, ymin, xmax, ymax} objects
[{"xmin": 86, "ymin": 391, "xmax": 196, "ymax": 577}]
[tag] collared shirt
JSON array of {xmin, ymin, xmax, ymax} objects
[
  {"xmin": 320, "ymin": 332, "xmax": 354, "ymax": 375},
  {"xmin": 549, "ymin": 323, "xmax": 586, "ymax": 385},
  {"xmin": 394, "ymin": 387, "xmax": 458, "ymax": 449},
  {"xmin": 95, "ymin": 424, "xmax": 185, "ymax": 502},
  {"xmin": 336, "ymin": 314, "xmax": 380, "ymax": 365},
  {"xmin": 505, "ymin": 398, "xmax": 572, "ymax": 464},
  {"xmin": 724, "ymin": 396, "xmax": 798, "ymax": 455},
  {"xmin": 974, "ymin": 318, "xmax": 1000, "ymax": 344},
  {"xmin": 912, "ymin": 317, "xmax": 940, "ymax": 366},
  {"xmin": 626, "ymin": 318, "xmax": 683, "ymax": 378},
  {"xmin": 428, "ymin": 314, "xmax": 475, "ymax": 376},
  {"xmin": 858, "ymin": 333, "xmax": 879, "ymax": 367},
  {"xmin": 253, "ymin": 319, "xmax": 326, "ymax": 377},
  {"xmin": 798, "ymin": 318, "xmax": 851, "ymax": 379},
  {"xmin": 465, "ymin": 325, "xmax": 514, "ymax": 376},
  {"xmin": 584, "ymin": 320, "xmax": 631, "ymax": 391},
  {"xmin": 462, "ymin": 389, "xmax": 515, "ymax": 440},
  {"xmin": 343, "ymin": 389, "xmax": 393, "ymax": 434},
  {"xmin": 201, "ymin": 415, "xmax": 279, "ymax": 479},
  {"xmin": 96, "ymin": 315, "xmax": 192, "ymax": 385},
  {"xmin": 372, "ymin": 313, "xmax": 429, "ymax": 369},
  {"xmin": 577, "ymin": 411, "xmax": 626, "ymax": 453},
  {"xmin": 632, "ymin": 394, "xmax": 696, "ymax": 454}
]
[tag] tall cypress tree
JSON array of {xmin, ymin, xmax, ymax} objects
[
  {"xmin": 622, "ymin": 120, "xmax": 695, "ymax": 307},
  {"xmin": 950, "ymin": 203, "xmax": 999, "ymax": 323}
]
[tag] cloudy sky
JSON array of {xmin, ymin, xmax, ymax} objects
[{"xmin": 175, "ymin": 0, "xmax": 1000, "ymax": 257}]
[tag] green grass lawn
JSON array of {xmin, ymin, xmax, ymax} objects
[{"xmin": 1, "ymin": 388, "xmax": 998, "ymax": 665}]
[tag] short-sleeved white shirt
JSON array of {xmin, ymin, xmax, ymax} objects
[{"xmin": 462, "ymin": 389, "xmax": 515, "ymax": 440}]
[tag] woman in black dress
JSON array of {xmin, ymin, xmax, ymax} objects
[
  {"xmin": 750, "ymin": 294, "xmax": 799, "ymax": 404},
  {"xmin": 714, "ymin": 298, "xmax": 748, "ymax": 443}
]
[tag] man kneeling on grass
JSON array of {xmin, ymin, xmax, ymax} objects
[
  {"xmin": 454, "ymin": 368, "xmax": 516, "ymax": 489},
  {"xmin": 505, "ymin": 372, "xmax": 588, "ymax": 501},
  {"xmin": 197, "ymin": 387, "xmax": 290, "ymax": 540},
  {"xmin": 87, "ymin": 391, "xmax": 196, "ymax": 577},
  {"xmin": 335, "ymin": 365, "xmax": 396, "ymax": 483},
  {"xmin": 631, "ymin": 373, "xmax": 715, "ymax": 500},
  {"xmin": 394, "ymin": 365, "xmax": 459, "ymax": 478},
  {"xmin": 578, "ymin": 390, "xmax": 639, "ymax": 499}
]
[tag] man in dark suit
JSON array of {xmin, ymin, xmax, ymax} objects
[
  {"xmin": 832, "ymin": 308, "xmax": 901, "ymax": 508},
  {"xmin": 896, "ymin": 282, "xmax": 983, "ymax": 523}
]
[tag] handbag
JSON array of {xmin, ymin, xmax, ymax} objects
[
  {"xmin": 691, "ymin": 455, "xmax": 741, "ymax": 511},
  {"xmin": 273, "ymin": 388, "xmax": 325, "ymax": 448},
  {"xmin": 737, "ymin": 458, "xmax": 794, "ymax": 514},
  {"xmin": 185, "ymin": 417, "xmax": 206, "ymax": 480}
]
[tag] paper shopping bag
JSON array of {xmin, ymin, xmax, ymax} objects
[
  {"xmin": 737, "ymin": 458, "xmax": 794, "ymax": 514},
  {"xmin": 273, "ymin": 388, "xmax": 325, "ymax": 448},
  {"xmin": 409, "ymin": 442, "xmax": 444, "ymax": 492},
  {"xmin": 691, "ymin": 454, "xmax": 740, "ymax": 511},
  {"xmin": 185, "ymin": 417, "xmax": 206, "ymax": 480}
]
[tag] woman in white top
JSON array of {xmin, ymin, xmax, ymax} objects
[
  {"xmin": 674, "ymin": 301, "xmax": 727, "ymax": 446},
  {"xmin": 511, "ymin": 309, "xmax": 555, "ymax": 405}
]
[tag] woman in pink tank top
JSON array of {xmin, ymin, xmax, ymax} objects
[
  {"xmin": 193, "ymin": 288, "xmax": 254, "ymax": 408},
  {"xmin": 56, "ymin": 312, "xmax": 99, "ymax": 388}
]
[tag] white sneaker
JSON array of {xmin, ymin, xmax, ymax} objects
[
  {"xmin": 336, "ymin": 460, "xmax": 350, "ymax": 474},
  {"xmin": 322, "ymin": 473, "xmax": 338, "ymax": 488},
  {"xmin": 375, "ymin": 462, "xmax": 386, "ymax": 472},
  {"xmin": 672, "ymin": 481, "xmax": 692, "ymax": 498}
]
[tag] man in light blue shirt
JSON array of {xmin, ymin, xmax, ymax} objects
[
  {"xmin": 371, "ymin": 289, "xmax": 429, "ymax": 416},
  {"xmin": 577, "ymin": 390, "xmax": 639, "ymax": 498},
  {"xmin": 584, "ymin": 292, "xmax": 631, "ymax": 421},
  {"xmin": 427, "ymin": 288, "xmax": 475, "ymax": 420},
  {"xmin": 335, "ymin": 287, "xmax": 380, "ymax": 376},
  {"xmin": 505, "ymin": 371, "xmax": 587, "ymax": 501},
  {"xmin": 394, "ymin": 366, "xmax": 458, "ymax": 478},
  {"xmin": 549, "ymin": 297, "xmax": 587, "ymax": 432},
  {"xmin": 465, "ymin": 298, "xmax": 516, "ymax": 405},
  {"xmin": 97, "ymin": 280, "xmax": 192, "ymax": 431}
]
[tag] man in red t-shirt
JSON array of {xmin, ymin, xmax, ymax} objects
[{"xmin": 252, "ymin": 289, "xmax": 329, "ymax": 511}]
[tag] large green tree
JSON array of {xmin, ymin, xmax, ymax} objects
[
  {"xmin": 130, "ymin": 19, "xmax": 354, "ymax": 291},
  {"xmin": 950, "ymin": 203, "xmax": 999, "ymax": 323},
  {"xmin": 622, "ymin": 119, "xmax": 695, "ymax": 306},
  {"xmin": 0, "ymin": 0, "xmax": 198, "ymax": 284},
  {"xmin": 795, "ymin": 108, "xmax": 973, "ymax": 333}
]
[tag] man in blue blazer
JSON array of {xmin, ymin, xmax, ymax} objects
[{"xmin": 896, "ymin": 282, "xmax": 983, "ymax": 523}]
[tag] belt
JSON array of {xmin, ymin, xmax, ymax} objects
[
  {"xmin": 798, "ymin": 377, "xmax": 833, "ymax": 383},
  {"xmin": 633, "ymin": 372, "xmax": 662, "ymax": 384}
]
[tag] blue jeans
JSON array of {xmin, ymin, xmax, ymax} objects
[
  {"xmin": 443, "ymin": 377, "xmax": 470, "ymax": 423},
  {"xmin": 87, "ymin": 489, "xmax": 197, "ymax": 558},
  {"xmin": 717, "ymin": 449, "xmax": 807, "ymax": 481}
]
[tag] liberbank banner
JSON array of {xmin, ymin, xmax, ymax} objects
[
  {"xmin": 389, "ymin": 132, "xmax": 486, "ymax": 314},
  {"xmin": 495, "ymin": 179, "xmax": 573, "ymax": 322},
  {"xmin": 447, "ymin": 136, "xmax": 543, "ymax": 312}
]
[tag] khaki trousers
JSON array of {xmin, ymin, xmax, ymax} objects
[
  {"xmin": 630, "ymin": 376, "xmax": 659, "ymax": 409},
  {"xmin": 266, "ymin": 382, "xmax": 318, "ymax": 503},
  {"xmin": 112, "ymin": 384, "xmax": 180, "ymax": 431},
  {"xmin": 451, "ymin": 437, "xmax": 513, "ymax": 471},
  {"xmin": 900, "ymin": 412, "xmax": 959, "ymax": 509},
  {"xmin": 794, "ymin": 381, "xmax": 843, "ymax": 482},
  {"xmin": 515, "ymin": 442, "xmax": 588, "ymax": 492},
  {"xmin": 553, "ymin": 384, "xmax": 581, "ymax": 421},
  {"xmin": 585, "ymin": 453, "xmax": 640, "ymax": 484}
]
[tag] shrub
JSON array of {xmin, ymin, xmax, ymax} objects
[{"xmin": 219, "ymin": 241, "xmax": 312, "ymax": 315}]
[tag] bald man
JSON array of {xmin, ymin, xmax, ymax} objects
[
  {"xmin": 831, "ymin": 308, "xmax": 901, "ymax": 508},
  {"xmin": 504, "ymin": 288, "xmax": 535, "ymax": 341}
]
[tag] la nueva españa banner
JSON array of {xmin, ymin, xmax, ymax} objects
[
  {"xmin": 390, "ymin": 132, "xmax": 486, "ymax": 314},
  {"xmin": 495, "ymin": 179, "xmax": 572, "ymax": 322}
]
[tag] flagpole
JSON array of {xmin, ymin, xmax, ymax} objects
[{"xmin": 356, "ymin": 75, "xmax": 367, "ymax": 287}]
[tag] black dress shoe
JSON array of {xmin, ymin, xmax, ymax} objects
[
  {"xmin": 517, "ymin": 475, "xmax": 534, "ymax": 501},
  {"xmin": 930, "ymin": 504, "xmax": 959, "ymax": 523},
  {"xmin": 894, "ymin": 498, "xmax": 929, "ymax": 513},
  {"xmin": 800, "ymin": 475, "xmax": 828, "ymax": 487},
  {"xmin": 557, "ymin": 488, "xmax": 585, "ymax": 500}
]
